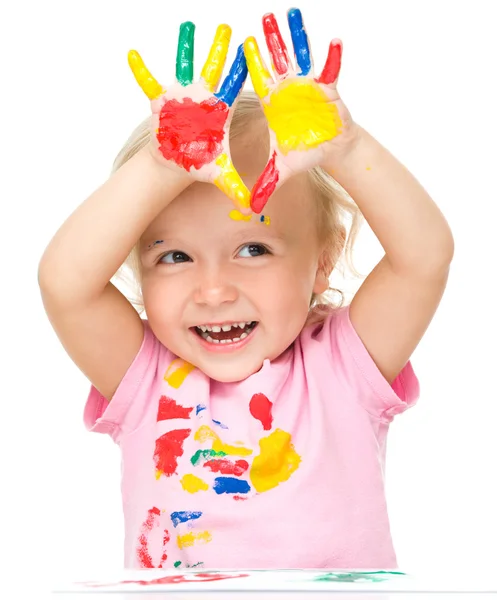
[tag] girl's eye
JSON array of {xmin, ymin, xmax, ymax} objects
[
  {"xmin": 159, "ymin": 251, "xmax": 192, "ymax": 264},
  {"xmin": 237, "ymin": 244, "xmax": 269, "ymax": 258}
]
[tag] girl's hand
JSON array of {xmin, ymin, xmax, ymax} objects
[
  {"xmin": 244, "ymin": 8, "xmax": 357, "ymax": 213},
  {"xmin": 128, "ymin": 22, "xmax": 251, "ymax": 214}
]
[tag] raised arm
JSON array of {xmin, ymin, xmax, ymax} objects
[{"xmin": 38, "ymin": 21, "xmax": 249, "ymax": 400}]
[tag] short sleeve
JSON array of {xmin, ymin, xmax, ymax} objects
[
  {"xmin": 83, "ymin": 320, "xmax": 162, "ymax": 441},
  {"xmin": 318, "ymin": 305, "xmax": 420, "ymax": 422}
]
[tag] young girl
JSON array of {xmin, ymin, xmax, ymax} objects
[{"xmin": 38, "ymin": 9, "xmax": 453, "ymax": 570}]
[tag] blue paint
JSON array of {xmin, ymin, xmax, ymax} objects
[
  {"xmin": 213, "ymin": 477, "xmax": 251, "ymax": 495},
  {"xmin": 215, "ymin": 44, "xmax": 248, "ymax": 107},
  {"xmin": 288, "ymin": 9, "xmax": 311, "ymax": 76},
  {"xmin": 170, "ymin": 511, "xmax": 202, "ymax": 527},
  {"xmin": 196, "ymin": 404, "xmax": 207, "ymax": 415},
  {"xmin": 212, "ymin": 419, "xmax": 228, "ymax": 429}
]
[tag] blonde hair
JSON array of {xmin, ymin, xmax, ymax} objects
[{"xmin": 112, "ymin": 91, "xmax": 363, "ymax": 324}]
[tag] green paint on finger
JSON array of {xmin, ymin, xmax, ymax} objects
[{"xmin": 176, "ymin": 22, "xmax": 195, "ymax": 85}]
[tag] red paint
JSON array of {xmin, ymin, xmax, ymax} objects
[
  {"xmin": 249, "ymin": 393, "xmax": 273, "ymax": 430},
  {"xmin": 88, "ymin": 573, "xmax": 249, "ymax": 587},
  {"xmin": 263, "ymin": 13, "xmax": 290, "ymax": 76},
  {"xmin": 317, "ymin": 40, "xmax": 342, "ymax": 85},
  {"xmin": 203, "ymin": 458, "xmax": 249, "ymax": 476},
  {"xmin": 157, "ymin": 97, "xmax": 228, "ymax": 171},
  {"xmin": 251, "ymin": 151, "xmax": 279, "ymax": 213},
  {"xmin": 153, "ymin": 429, "xmax": 191, "ymax": 476},
  {"xmin": 157, "ymin": 396, "xmax": 193, "ymax": 421},
  {"xmin": 233, "ymin": 495, "xmax": 248, "ymax": 501},
  {"xmin": 136, "ymin": 507, "xmax": 170, "ymax": 568}
]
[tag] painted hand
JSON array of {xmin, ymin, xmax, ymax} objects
[
  {"xmin": 128, "ymin": 23, "xmax": 251, "ymax": 214},
  {"xmin": 244, "ymin": 8, "xmax": 354, "ymax": 213}
]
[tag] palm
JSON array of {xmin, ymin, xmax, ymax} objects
[
  {"xmin": 129, "ymin": 22, "xmax": 251, "ymax": 214},
  {"xmin": 245, "ymin": 9, "xmax": 351, "ymax": 213}
]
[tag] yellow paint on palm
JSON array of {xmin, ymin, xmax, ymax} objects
[
  {"xmin": 244, "ymin": 37, "xmax": 271, "ymax": 98},
  {"xmin": 214, "ymin": 153, "xmax": 251, "ymax": 211},
  {"xmin": 177, "ymin": 530, "xmax": 212, "ymax": 549},
  {"xmin": 128, "ymin": 50, "xmax": 164, "ymax": 100},
  {"xmin": 250, "ymin": 429, "xmax": 301, "ymax": 493},
  {"xmin": 201, "ymin": 24, "xmax": 231, "ymax": 91},
  {"xmin": 180, "ymin": 473, "xmax": 209, "ymax": 493},
  {"xmin": 164, "ymin": 359, "xmax": 195, "ymax": 388},
  {"xmin": 264, "ymin": 79, "xmax": 343, "ymax": 155},
  {"xmin": 194, "ymin": 425, "xmax": 253, "ymax": 457}
]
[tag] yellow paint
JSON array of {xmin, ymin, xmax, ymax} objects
[
  {"xmin": 366, "ymin": 166, "xmax": 371, "ymax": 170},
  {"xmin": 155, "ymin": 469, "xmax": 163, "ymax": 480},
  {"xmin": 214, "ymin": 153, "xmax": 251, "ymax": 212},
  {"xmin": 180, "ymin": 474, "xmax": 209, "ymax": 493},
  {"xmin": 263, "ymin": 79, "xmax": 343, "ymax": 155},
  {"xmin": 164, "ymin": 359, "xmax": 195, "ymax": 388},
  {"xmin": 244, "ymin": 36, "xmax": 271, "ymax": 98},
  {"xmin": 194, "ymin": 425, "xmax": 252, "ymax": 457},
  {"xmin": 177, "ymin": 530, "xmax": 212, "ymax": 549},
  {"xmin": 250, "ymin": 429, "xmax": 301, "ymax": 493},
  {"xmin": 229, "ymin": 209, "xmax": 252, "ymax": 222},
  {"xmin": 201, "ymin": 24, "xmax": 231, "ymax": 91},
  {"xmin": 128, "ymin": 50, "xmax": 164, "ymax": 100},
  {"xmin": 263, "ymin": 216, "xmax": 271, "ymax": 226}
]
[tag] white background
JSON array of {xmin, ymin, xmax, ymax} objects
[{"xmin": 1, "ymin": 0, "xmax": 496, "ymax": 590}]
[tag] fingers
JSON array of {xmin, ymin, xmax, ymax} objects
[
  {"xmin": 262, "ymin": 13, "xmax": 291, "ymax": 78},
  {"xmin": 201, "ymin": 24, "xmax": 232, "ymax": 91},
  {"xmin": 176, "ymin": 21, "xmax": 195, "ymax": 86},
  {"xmin": 287, "ymin": 8, "xmax": 312, "ymax": 76},
  {"xmin": 244, "ymin": 36, "xmax": 274, "ymax": 98},
  {"xmin": 317, "ymin": 39, "xmax": 342, "ymax": 85},
  {"xmin": 251, "ymin": 151, "xmax": 283, "ymax": 214},
  {"xmin": 214, "ymin": 153, "xmax": 252, "ymax": 214},
  {"xmin": 215, "ymin": 44, "xmax": 248, "ymax": 107},
  {"xmin": 128, "ymin": 50, "xmax": 164, "ymax": 100}
]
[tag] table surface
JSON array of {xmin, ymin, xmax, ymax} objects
[{"xmin": 50, "ymin": 568, "xmax": 497, "ymax": 597}]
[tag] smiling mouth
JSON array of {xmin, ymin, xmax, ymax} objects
[{"xmin": 192, "ymin": 321, "xmax": 258, "ymax": 344}]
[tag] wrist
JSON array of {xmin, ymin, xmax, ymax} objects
[{"xmin": 321, "ymin": 122, "xmax": 364, "ymax": 172}]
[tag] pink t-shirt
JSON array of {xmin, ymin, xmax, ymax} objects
[{"xmin": 84, "ymin": 305, "xmax": 419, "ymax": 570}]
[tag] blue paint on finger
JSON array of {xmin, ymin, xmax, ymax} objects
[
  {"xmin": 170, "ymin": 511, "xmax": 203, "ymax": 527},
  {"xmin": 288, "ymin": 8, "xmax": 311, "ymax": 76},
  {"xmin": 215, "ymin": 44, "xmax": 248, "ymax": 107}
]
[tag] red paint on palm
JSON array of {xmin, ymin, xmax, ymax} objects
[
  {"xmin": 203, "ymin": 458, "xmax": 249, "ymax": 476},
  {"xmin": 136, "ymin": 507, "xmax": 170, "ymax": 568},
  {"xmin": 263, "ymin": 13, "xmax": 290, "ymax": 76},
  {"xmin": 153, "ymin": 429, "xmax": 191, "ymax": 476},
  {"xmin": 157, "ymin": 396, "xmax": 193, "ymax": 421},
  {"xmin": 251, "ymin": 151, "xmax": 279, "ymax": 213},
  {"xmin": 249, "ymin": 393, "xmax": 273, "ymax": 430},
  {"xmin": 157, "ymin": 97, "xmax": 229, "ymax": 171},
  {"xmin": 318, "ymin": 41, "xmax": 342, "ymax": 84}
]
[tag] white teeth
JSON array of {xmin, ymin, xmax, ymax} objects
[
  {"xmin": 221, "ymin": 324, "xmax": 232, "ymax": 332},
  {"xmin": 212, "ymin": 339, "xmax": 220, "ymax": 344},
  {"xmin": 238, "ymin": 321, "xmax": 246, "ymax": 329},
  {"xmin": 240, "ymin": 332, "xmax": 248, "ymax": 339},
  {"xmin": 205, "ymin": 335, "xmax": 214, "ymax": 343},
  {"xmin": 232, "ymin": 337, "xmax": 240, "ymax": 342},
  {"xmin": 211, "ymin": 325, "xmax": 221, "ymax": 333},
  {"xmin": 199, "ymin": 325, "xmax": 207, "ymax": 332}
]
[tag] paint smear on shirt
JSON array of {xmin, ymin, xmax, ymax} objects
[
  {"xmin": 191, "ymin": 448, "xmax": 227, "ymax": 466},
  {"xmin": 164, "ymin": 359, "xmax": 196, "ymax": 388},
  {"xmin": 170, "ymin": 511, "xmax": 202, "ymax": 528},
  {"xmin": 194, "ymin": 425, "xmax": 252, "ymax": 457},
  {"xmin": 203, "ymin": 458, "xmax": 249, "ymax": 476},
  {"xmin": 249, "ymin": 393, "xmax": 273, "ymax": 430},
  {"xmin": 180, "ymin": 473, "xmax": 209, "ymax": 493},
  {"xmin": 250, "ymin": 429, "xmax": 301, "ymax": 492},
  {"xmin": 91, "ymin": 572, "xmax": 249, "ymax": 587},
  {"xmin": 196, "ymin": 403, "xmax": 207, "ymax": 415},
  {"xmin": 213, "ymin": 476, "xmax": 251, "ymax": 495},
  {"xmin": 177, "ymin": 530, "xmax": 212, "ymax": 549},
  {"xmin": 136, "ymin": 507, "xmax": 170, "ymax": 568},
  {"xmin": 157, "ymin": 396, "xmax": 193, "ymax": 421},
  {"xmin": 154, "ymin": 429, "xmax": 191, "ymax": 478}
]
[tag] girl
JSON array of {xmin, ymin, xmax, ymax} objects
[{"xmin": 38, "ymin": 9, "xmax": 453, "ymax": 569}]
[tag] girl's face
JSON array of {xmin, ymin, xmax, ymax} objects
[{"xmin": 139, "ymin": 159, "xmax": 329, "ymax": 382}]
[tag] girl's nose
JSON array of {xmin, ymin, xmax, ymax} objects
[{"xmin": 193, "ymin": 273, "xmax": 239, "ymax": 306}]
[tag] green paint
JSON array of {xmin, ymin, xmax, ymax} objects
[
  {"xmin": 174, "ymin": 561, "xmax": 182, "ymax": 568},
  {"xmin": 191, "ymin": 449, "xmax": 227, "ymax": 466},
  {"xmin": 314, "ymin": 570, "xmax": 406, "ymax": 583},
  {"xmin": 176, "ymin": 21, "xmax": 195, "ymax": 86}
]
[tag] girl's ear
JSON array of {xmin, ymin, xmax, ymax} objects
[{"xmin": 313, "ymin": 226, "xmax": 346, "ymax": 295}]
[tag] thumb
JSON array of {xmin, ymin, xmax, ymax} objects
[{"xmin": 251, "ymin": 150, "xmax": 289, "ymax": 213}]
